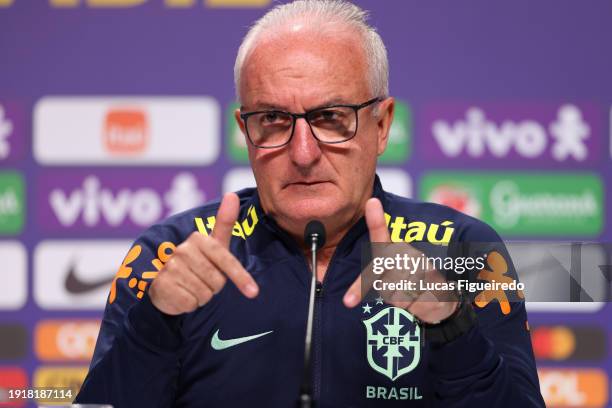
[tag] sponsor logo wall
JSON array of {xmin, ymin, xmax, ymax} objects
[
  {"xmin": 1, "ymin": 3, "xmax": 611, "ymax": 407},
  {"xmin": 420, "ymin": 172, "xmax": 603, "ymax": 236},
  {"xmin": 34, "ymin": 97, "xmax": 220, "ymax": 166},
  {"xmin": 38, "ymin": 170, "xmax": 213, "ymax": 233},
  {"xmin": 422, "ymin": 103, "xmax": 601, "ymax": 166}
]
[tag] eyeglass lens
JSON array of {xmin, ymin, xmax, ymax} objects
[{"xmin": 247, "ymin": 106, "xmax": 357, "ymax": 147}]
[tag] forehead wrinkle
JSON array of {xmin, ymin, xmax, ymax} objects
[
  {"xmin": 244, "ymin": 59, "xmax": 366, "ymax": 112},
  {"xmin": 240, "ymin": 28, "xmax": 370, "ymax": 111}
]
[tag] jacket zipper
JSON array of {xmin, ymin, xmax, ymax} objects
[
  {"xmin": 260, "ymin": 213, "xmax": 361, "ymax": 405},
  {"xmin": 311, "ymin": 243, "xmax": 344, "ymax": 404},
  {"xmin": 312, "ymin": 280, "xmax": 324, "ymax": 402}
]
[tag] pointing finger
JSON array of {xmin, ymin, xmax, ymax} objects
[
  {"xmin": 212, "ymin": 192, "xmax": 240, "ymax": 247},
  {"xmin": 343, "ymin": 274, "xmax": 363, "ymax": 308},
  {"xmin": 194, "ymin": 233, "xmax": 259, "ymax": 299},
  {"xmin": 365, "ymin": 198, "xmax": 390, "ymax": 243},
  {"xmin": 345, "ymin": 198, "xmax": 391, "ymax": 307},
  {"xmin": 203, "ymin": 237, "xmax": 258, "ymax": 297},
  {"xmin": 343, "ymin": 257, "xmax": 382, "ymax": 308}
]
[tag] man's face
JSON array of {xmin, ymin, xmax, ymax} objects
[{"xmin": 236, "ymin": 26, "xmax": 394, "ymax": 240}]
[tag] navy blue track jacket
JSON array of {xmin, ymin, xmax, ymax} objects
[{"xmin": 75, "ymin": 175, "xmax": 545, "ymax": 407}]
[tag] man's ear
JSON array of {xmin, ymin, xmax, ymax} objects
[
  {"xmin": 234, "ymin": 109, "xmax": 247, "ymax": 136},
  {"xmin": 376, "ymin": 97, "xmax": 395, "ymax": 156}
]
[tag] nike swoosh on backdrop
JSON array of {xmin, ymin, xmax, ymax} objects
[
  {"xmin": 65, "ymin": 262, "xmax": 114, "ymax": 294},
  {"xmin": 211, "ymin": 329, "xmax": 273, "ymax": 350}
]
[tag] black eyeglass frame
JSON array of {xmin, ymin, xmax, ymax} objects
[{"xmin": 239, "ymin": 96, "xmax": 383, "ymax": 149}]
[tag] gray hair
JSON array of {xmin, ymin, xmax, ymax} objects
[{"xmin": 234, "ymin": 0, "xmax": 389, "ymax": 103}]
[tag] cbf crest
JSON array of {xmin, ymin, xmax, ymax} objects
[{"xmin": 363, "ymin": 306, "xmax": 421, "ymax": 381}]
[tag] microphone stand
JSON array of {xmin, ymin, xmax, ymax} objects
[{"xmin": 299, "ymin": 222, "xmax": 324, "ymax": 408}]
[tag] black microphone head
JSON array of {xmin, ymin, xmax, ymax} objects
[{"xmin": 304, "ymin": 220, "xmax": 326, "ymax": 249}]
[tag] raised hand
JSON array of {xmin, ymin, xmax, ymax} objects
[
  {"xmin": 343, "ymin": 198, "xmax": 458, "ymax": 323},
  {"xmin": 149, "ymin": 193, "xmax": 259, "ymax": 315}
]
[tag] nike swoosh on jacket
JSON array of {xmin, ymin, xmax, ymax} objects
[{"xmin": 210, "ymin": 329, "xmax": 273, "ymax": 350}]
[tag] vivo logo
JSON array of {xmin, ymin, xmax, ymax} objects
[
  {"xmin": 426, "ymin": 104, "xmax": 598, "ymax": 163},
  {"xmin": 47, "ymin": 172, "xmax": 206, "ymax": 228}
]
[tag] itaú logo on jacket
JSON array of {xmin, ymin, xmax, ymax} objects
[
  {"xmin": 431, "ymin": 104, "xmax": 591, "ymax": 161},
  {"xmin": 384, "ymin": 214, "xmax": 455, "ymax": 245}
]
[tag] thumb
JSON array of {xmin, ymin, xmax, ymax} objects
[
  {"xmin": 365, "ymin": 198, "xmax": 390, "ymax": 243},
  {"xmin": 212, "ymin": 193, "xmax": 240, "ymax": 247}
]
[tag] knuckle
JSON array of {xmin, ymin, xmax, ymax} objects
[
  {"xmin": 207, "ymin": 272, "xmax": 227, "ymax": 293},
  {"xmin": 154, "ymin": 270, "xmax": 171, "ymax": 288},
  {"xmin": 200, "ymin": 234, "xmax": 213, "ymax": 246},
  {"xmin": 193, "ymin": 234, "xmax": 209, "ymax": 251},
  {"xmin": 175, "ymin": 241, "xmax": 191, "ymax": 256},
  {"xmin": 189, "ymin": 231, "xmax": 201, "ymax": 241},
  {"xmin": 164, "ymin": 257, "xmax": 179, "ymax": 271},
  {"xmin": 171, "ymin": 251, "xmax": 186, "ymax": 265},
  {"xmin": 198, "ymin": 288, "xmax": 213, "ymax": 305},
  {"xmin": 192, "ymin": 255, "xmax": 210, "ymax": 273},
  {"xmin": 179, "ymin": 292, "xmax": 196, "ymax": 311},
  {"xmin": 203, "ymin": 237, "xmax": 222, "ymax": 256},
  {"xmin": 206, "ymin": 236, "xmax": 221, "ymax": 251}
]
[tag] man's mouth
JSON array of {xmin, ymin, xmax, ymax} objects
[{"xmin": 285, "ymin": 180, "xmax": 329, "ymax": 188}]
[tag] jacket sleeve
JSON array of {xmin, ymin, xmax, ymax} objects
[
  {"xmin": 74, "ymin": 227, "xmax": 184, "ymax": 408},
  {"xmin": 428, "ymin": 221, "xmax": 545, "ymax": 407}
]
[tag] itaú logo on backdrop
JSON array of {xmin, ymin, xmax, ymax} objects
[
  {"xmin": 0, "ymin": 0, "xmax": 270, "ymax": 8},
  {"xmin": 431, "ymin": 104, "xmax": 591, "ymax": 161}
]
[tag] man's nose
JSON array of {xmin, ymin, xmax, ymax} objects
[{"xmin": 288, "ymin": 118, "xmax": 322, "ymax": 168}]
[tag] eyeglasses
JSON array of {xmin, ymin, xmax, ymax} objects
[{"xmin": 239, "ymin": 97, "xmax": 383, "ymax": 149}]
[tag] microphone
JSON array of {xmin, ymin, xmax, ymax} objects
[
  {"xmin": 304, "ymin": 220, "xmax": 326, "ymax": 251},
  {"xmin": 299, "ymin": 220, "xmax": 326, "ymax": 408}
]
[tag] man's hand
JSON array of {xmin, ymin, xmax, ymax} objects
[
  {"xmin": 343, "ymin": 198, "xmax": 458, "ymax": 323},
  {"xmin": 149, "ymin": 193, "xmax": 259, "ymax": 315}
]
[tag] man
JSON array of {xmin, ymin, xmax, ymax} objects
[{"xmin": 75, "ymin": 1, "xmax": 545, "ymax": 406}]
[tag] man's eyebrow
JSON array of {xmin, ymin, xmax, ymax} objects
[
  {"xmin": 308, "ymin": 98, "xmax": 349, "ymax": 110},
  {"xmin": 242, "ymin": 102, "xmax": 287, "ymax": 111},
  {"xmin": 243, "ymin": 97, "xmax": 351, "ymax": 112}
]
